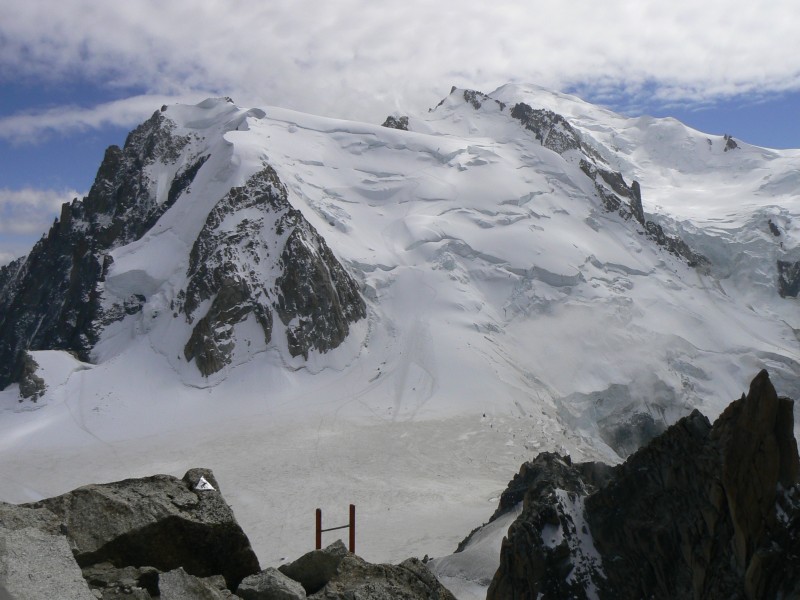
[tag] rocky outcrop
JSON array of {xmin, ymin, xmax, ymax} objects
[
  {"xmin": 272, "ymin": 540, "xmax": 456, "ymax": 600},
  {"xmin": 182, "ymin": 166, "xmax": 366, "ymax": 374},
  {"xmin": 506, "ymin": 99, "xmax": 707, "ymax": 269},
  {"xmin": 0, "ymin": 471, "xmax": 456, "ymax": 600},
  {"xmin": 777, "ymin": 259, "xmax": 800, "ymax": 297},
  {"xmin": 310, "ymin": 555, "xmax": 456, "ymax": 600},
  {"xmin": 724, "ymin": 134, "xmax": 740, "ymax": 152},
  {"xmin": 0, "ymin": 109, "xmax": 207, "ymax": 390},
  {"xmin": 17, "ymin": 350, "xmax": 46, "ymax": 401},
  {"xmin": 381, "ymin": 116, "xmax": 409, "ymax": 130},
  {"xmin": 487, "ymin": 370, "xmax": 800, "ymax": 600},
  {"xmin": 0, "ymin": 525, "xmax": 97, "ymax": 600},
  {"xmin": 0, "ymin": 468, "xmax": 260, "ymax": 598},
  {"xmin": 268, "ymin": 541, "xmax": 455, "ymax": 600}
]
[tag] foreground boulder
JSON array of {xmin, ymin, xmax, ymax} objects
[
  {"xmin": 0, "ymin": 468, "xmax": 260, "ymax": 598},
  {"xmin": 272, "ymin": 540, "xmax": 456, "ymax": 600},
  {"xmin": 310, "ymin": 555, "xmax": 456, "ymax": 600},
  {"xmin": 487, "ymin": 370, "xmax": 800, "ymax": 600}
]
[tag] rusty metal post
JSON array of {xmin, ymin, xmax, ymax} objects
[
  {"xmin": 316, "ymin": 508, "xmax": 322, "ymax": 550},
  {"xmin": 349, "ymin": 504, "xmax": 356, "ymax": 553}
]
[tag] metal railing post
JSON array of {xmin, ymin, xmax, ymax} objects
[
  {"xmin": 316, "ymin": 508, "xmax": 322, "ymax": 550},
  {"xmin": 316, "ymin": 504, "xmax": 356, "ymax": 553},
  {"xmin": 349, "ymin": 504, "xmax": 356, "ymax": 553}
]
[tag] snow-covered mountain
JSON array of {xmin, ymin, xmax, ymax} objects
[{"xmin": 1, "ymin": 85, "xmax": 799, "ymax": 593}]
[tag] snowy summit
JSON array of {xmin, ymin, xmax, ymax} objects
[{"xmin": 1, "ymin": 85, "xmax": 799, "ymax": 597}]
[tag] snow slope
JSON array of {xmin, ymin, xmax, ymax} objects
[{"xmin": 1, "ymin": 88, "xmax": 799, "ymax": 591}]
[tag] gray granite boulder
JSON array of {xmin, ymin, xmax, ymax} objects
[{"xmin": 237, "ymin": 567, "xmax": 307, "ymax": 599}]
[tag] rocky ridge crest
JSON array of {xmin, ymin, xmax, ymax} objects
[
  {"xmin": 486, "ymin": 370, "xmax": 800, "ymax": 600},
  {"xmin": 0, "ymin": 109, "xmax": 207, "ymax": 390}
]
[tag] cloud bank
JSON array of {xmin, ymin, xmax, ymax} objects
[
  {"xmin": 0, "ymin": 188, "xmax": 81, "ymax": 235},
  {"xmin": 1, "ymin": 0, "xmax": 799, "ymax": 139}
]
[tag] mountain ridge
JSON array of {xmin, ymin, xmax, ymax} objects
[{"xmin": 1, "ymin": 85, "xmax": 799, "ymax": 575}]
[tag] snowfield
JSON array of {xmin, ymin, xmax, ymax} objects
[{"xmin": 1, "ymin": 85, "xmax": 799, "ymax": 597}]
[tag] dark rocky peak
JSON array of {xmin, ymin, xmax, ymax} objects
[
  {"xmin": 488, "ymin": 370, "xmax": 800, "ymax": 600},
  {"xmin": 486, "ymin": 453, "xmax": 612, "ymax": 599},
  {"xmin": 80, "ymin": 109, "xmax": 206, "ymax": 249},
  {"xmin": 432, "ymin": 87, "xmax": 507, "ymax": 113},
  {"xmin": 510, "ymin": 102, "xmax": 586, "ymax": 156},
  {"xmin": 462, "ymin": 89, "xmax": 506, "ymax": 111},
  {"xmin": 381, "ymin": 115, "xmax": 409, "ymax": 130},
  {"xmin": 182, "ymin": 165, "xmax": 366, "ymax": 376},
  {"xmin": 0, "ymin": 109, "xmax": 209, "ymax": 391}
]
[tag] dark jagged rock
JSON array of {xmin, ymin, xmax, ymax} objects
[
  {"xmin": 381, "ymin": 115, "xmax": 409, "ymax": 130},
  {"xmin": 461, "ymin": 89, "xmax": 506, "ymax": 112},
  {"xmin": 17, "ymin": 350, "xmax": 46, "ymax": 401},
  {"xmin": 0, "ymin": 110, "xmax": 207, "ymax": 391},
  {"xmin": 511, "ymin": 102, "xmax": 588, "ymax": 156},
  {"xmin": 644, "ymin": 220, "xmax": 709, "ymax": 268},
  {"xmin": 487, "ymin": 370, "xmax": 800, "ymax": 600},
  {"xmin": 486, "ymin": 454, "xmax": 612, "ymax": 599},
  {"xmin": 275, "ymin": 223, "xmax": 366, "ymax": 360},
  {"xmin": 769, "ymin": 219, "xmax": 782, "ymax": 237},
  {"xmin": 724, "ymin": 134, "xmax": 740, "ymax": 152},
  {"xmin": 182, "ymin": 166, "xmax": 365, "ymax": 374},
  {"xmin": 506, "ymin": 100, "xmax": 706, "ymax": 269},
  {"xmin": 778, "ymin": 260, "xmax": 800, "ymax": 297}
]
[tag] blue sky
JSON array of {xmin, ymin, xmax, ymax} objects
[{"xmin": 1, "ymin": 0, "xmax": 799, "ymax": 265}]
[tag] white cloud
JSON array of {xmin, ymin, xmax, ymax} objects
[
  {"xmin": 0, "ymin": 188, "xmax": 82, "ymax": 235},
  {"xmin": 0, "ymin": 0, "xmax": 798, "ymax": 137},
  {"xmin": 0, "ymin": 251, "xmax": 16, "ymax": 268},
  {"xmin": 0, "ymin": 94, "xmax": 205, "ymax": 144}
]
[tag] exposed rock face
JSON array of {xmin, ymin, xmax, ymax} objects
[
  {"xmin": 505, "ymin": 99, "xmax": 707, "ymax": 268},
  {"xmin": 487, "ymin": 370, "xmax": 800, "ymax": 600},
  {"xmin": 777, "ymin": 259, "xmax": 800, "ymax": 297},
  {"xmin": 485, "ymin": 454, "xmax": 613, "ymax": 599},
  {"xmin": 0, "ymin": 468, "xmax": 260, "ymax": 598},
  {"xmin": 0, "ymin": 526, "xmax": 96, "ymax": 600},
  {"xmin": 381, "ymin": 115, "xmax": 409, "ymax": 130},
  {"xmin": 724, "ymin": 133, "xmax": 740, "ymax": 152},
  {"xmin": 158, "ymin": 567, "xmax": 234, "ymax": 599},
  {"xmin": 17, "ymin": 350, "xmax": 46, "ymax": 401},
  {"xmin": 182, "ymin": 166, "xmax": 366, "ymax": 374},
  {"xmin": 0, "ymin": 110, "xmax": 207, "ymax": 390}
]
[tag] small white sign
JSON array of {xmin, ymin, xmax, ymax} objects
[{"xmin": 195, "ymin": 476, "xmax": 215, "ymax": 491}]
